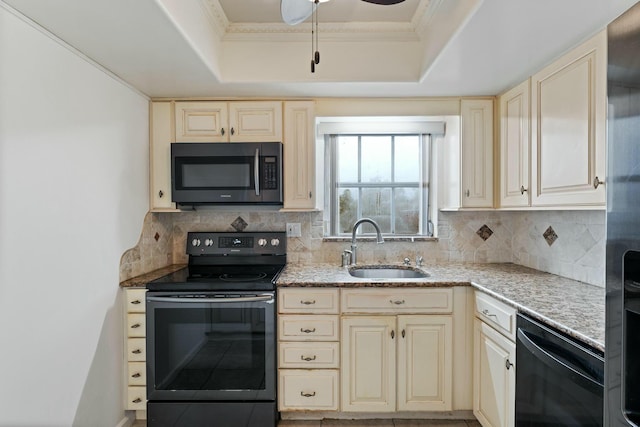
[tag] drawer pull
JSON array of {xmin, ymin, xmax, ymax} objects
[
  {"xmin": 131, "ymin": 300, "xmax": 141, "ymax": 305},
  {"xmin": 300, "ymin": 328, "xmax": 316, "ymax": 333},
  {"xmin": 300, "ymin": 391, "xmax": 316, "ymax": 397},
  {"xmin": 132, "ymin": 349, "xmax": 142, "ymax": 354},
  {"xmin": 300, "ymin": 300, "xmax": 316, "ymax": 305},
  {"xmin": 131, "ymin": 323, "xmax": 141, "ymax": 329},
  {"xmin": 390, "ymin": 299, "xmax": 405, "ymax": 305},
  {"xmin": 301, "ymin": 355, "xmax": 317, "ymax": 361},
  {"xmin": 131, "ymin": 373, "xmax": 141, "ymax": 378},
  {"xmin": 132, "ymin": 398, "xmax": 142, "ymax": 404},
  {"xmin": 505, "ymin": 359, "xmax": 514, "ymax": 370},
  {"xmin": 482, "ymin": 309, "xmax": 497, "ymax": 319}
]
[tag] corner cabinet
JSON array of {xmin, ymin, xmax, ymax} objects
[
  {"xmin": 341, "ymin": 288, "xmax": 453, "ymax": 413},
  {"xmin": 498, "ymin": 80, "xmax": 530, "ymax": 208},
  {"xmin": 282, "ymin": 101, "xmax": 316, "ymax": 211},
  {"xmin": 461, "ymin": 99, "xmax": 494, "ymax": 208},
  {"xmin": 530, "ymin": 30, "xmax": 606, "ymax": 207},
  {"xmin": 473, "ymin": 292, "xmax": 516, "ymax": 427}
]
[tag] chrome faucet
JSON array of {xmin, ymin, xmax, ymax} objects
[{"xmin": 350, "ymin": 218, "xmax": 384, "ymax": 265}]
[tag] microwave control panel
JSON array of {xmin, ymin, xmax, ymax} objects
[{"xmin": 263, "ymin": 157, "xmax": 278, "ymax": 190}]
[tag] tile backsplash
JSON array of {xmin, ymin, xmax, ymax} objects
[{"xmin": 119, "ymin": 209, "xmax": 606, "ymax": 287}]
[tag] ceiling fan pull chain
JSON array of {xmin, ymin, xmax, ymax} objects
[
  {"xmin": 314, "ymin": 0, "xmax": 320, "ymax": 65},
  {"xmin": 310, "ymin": 0, "xmax": 315, "ymax": 73}
]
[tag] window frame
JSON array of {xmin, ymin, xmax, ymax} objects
[{"xmin": 326, "ymin": 133, "xmax": 433, "ymax": 237}]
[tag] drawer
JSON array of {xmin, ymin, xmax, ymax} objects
[
  {"xmin": 126, "ymin": 338, "xmax": 146, "ymax": 362},
  {"xmin": 126, "ymin": 386, "xmax": 146, "ymax": 410},
  {"xmin": 279, "ymin": 342, "xmax": 339, "ymax": 368},
  {"xmin": 341, "ymin": 288, "xmax": 453, "ymax": 313},
  {"xmin": 127, "ymin": 362, "xmax": 146, "ymax": 386},
  {"xmin": 475, "ymin": 291, "xmax": 516, "ymax": 340},
  {"xmin": 278, "ymin": 288, "xmax": 339, "ymax": 314},
  {"xmin": 125, "ymin": 289, "xmax": 147, "ymax": 313},
  {"xmin": 278, "ymin": 315, "xmax": 339, "ymax": 341},
  {"xmin": 126, "ymin": 313, "xmax": 146, "ymax": 338},
  {"xmin": 278, "ymin": 369, "xmax": 339, "ymax": 411}
]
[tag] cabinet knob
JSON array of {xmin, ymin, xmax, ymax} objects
[
  {"xmin": 221, "ymin": 128, "xmax": 225, "ymax": 136},
  {"xmin": 132, "ymin": 349, "xmax": 142, "ymax": 354},
  {"xmin": 390, "ymin": 299, "xmax": 406, "ymax": 305},
  {"xmin": 391, "ymin": 330, "xmax": 395, "ymax": 339},
  {"xmin": 131, "ymin": 300, "xmax": 141, "ymax": 305},
  {"xmin": 132, "ymin": 373, "xmax": 141, "ymax": 378},
  {"xmin": 158, "ymin": 190, "xmax": 164, "ymax": 198},
  {"xmin": 520, "ymin": 185, "xmax": 528, "ymax": 195},
  {"xmin": 230, "ymin": 127, "xmax": 235, "ymax": 136},
  {"xmin": 401, "ymin": 329, "xmax": 405, "ymax": 338},
  {"xmin": 505, "ymin": 359, "xmax": 514, "ymax": 370},
  {"xmin": 132, "ymin": 398, "xmax": 142, "ymax": 404},
  {"xmin": 465, "ymin": 189, "xmax": 470, "ymax": 197},
  {"xmin": 131, "ymin": 323, "xmax": 141, "ymax": 329},
  {"xmin": 593, "ymin": 176, "xmax": 605, "ymax": 189}
]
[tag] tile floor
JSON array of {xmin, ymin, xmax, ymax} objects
[{"xmin": 133, "ymin": 419, "xmax": 480, "ymax": 427}]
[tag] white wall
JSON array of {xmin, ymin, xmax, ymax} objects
[{"xmin": 0, "ymin": 5, "xmax": 149, "ymax": 427}]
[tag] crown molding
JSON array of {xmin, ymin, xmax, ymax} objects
[{"xmin": 200, "ymin": 0, "xmax": 229, "ymax": 38}]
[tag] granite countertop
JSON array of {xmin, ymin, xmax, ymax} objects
[
  {"xmin": 277, "ymin": 262, "xmax": 605, "ymax": 352},
  {"xmin": 120, "ymin": 261, "xmax": 605, "ymax": 352}
]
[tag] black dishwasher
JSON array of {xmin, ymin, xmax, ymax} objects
[{"xmin": 515, "ymin": 313, "xmax": 604, "ymax": 426}]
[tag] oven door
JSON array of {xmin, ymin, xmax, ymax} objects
[
  {"xmin": 146, "ymin": 291, "xmax": 276, "ymax": 402},
  {"xmin": 171, "ymin": 142, "xmax": 282, "ymax": 205}
]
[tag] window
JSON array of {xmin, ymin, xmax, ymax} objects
[{"xmin": 326, "ymin": 133, "xmax": 433, "ymax": 237}]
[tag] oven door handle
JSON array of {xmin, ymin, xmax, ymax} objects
[
  {"xmin": 254, "ymin": 148, "xmax": 260, "ymax": 196},
  {"xmin": 147, "ymin": 295, "xmax": 274, "ymax": 304}
]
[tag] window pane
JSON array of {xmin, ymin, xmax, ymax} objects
[
  {"xmin": 394, "ymin": 188, "xmax": 420, "ymax": 234},
  {"xmin": 394, "ymin": 136, "xmax": 420, "ymax": 182},
  {"xmin": 338, "ymin": 188, "xmax": 359, "ymax": 234},
  {"xmin": 337, "ymin": 136, "xmax": 359, "ymax": 183},
  {"xmin": 361, "ymin": 188, "xmax": 391, "ymax": 233},
  {"xmin": 361, "ymin": 136, "xmax": 392, "ymax": 183}
]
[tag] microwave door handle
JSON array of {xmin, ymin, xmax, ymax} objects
[{"xmin": 254, "ymin": 148, "xmax": 260, "ymax": 196}]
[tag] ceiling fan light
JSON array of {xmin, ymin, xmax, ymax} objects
[{"xmin": 361, "ymin": 0, "xmax": 406, "ymax": 4}]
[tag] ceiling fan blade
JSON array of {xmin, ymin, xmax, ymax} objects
[
  {"xmin": 281, "ymin": 0, "xmax": 315, "ymax": 26},
  {"xmin": 361, "ymin": 0, "xmax": 406, "ymax": 4}
]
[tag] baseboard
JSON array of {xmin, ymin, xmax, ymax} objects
[{"xmin": 115, "ymin": 411, "xmax": 136, "ymax": 427}]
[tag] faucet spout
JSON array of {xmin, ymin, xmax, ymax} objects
[{"xmin": 349, "ymin": 218, "xmax": 384, "ymax": 265}]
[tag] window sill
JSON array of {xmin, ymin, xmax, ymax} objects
[{"xmin": 322, "ymin": 236, "xmax": 438, "ymax": 243}]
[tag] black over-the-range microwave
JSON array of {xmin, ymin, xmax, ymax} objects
[{"xmin": 171, "ymin": 142, "xmax": 283, "ymax": 206}]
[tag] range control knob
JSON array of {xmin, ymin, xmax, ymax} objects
[
  {"xmin": 270, "ymin": 238, "xmax": 280, "ymax": 247},
  {"xmin": 258, "ymin": 238, "xmax": 268, "ymax": 247},
  {"xmin": 192, "ymin": 238, "xmax": 201, "ymax": 247},
  {"xmin": 205, "ymin": 239, "xmax": 214, "ymax": 247}
]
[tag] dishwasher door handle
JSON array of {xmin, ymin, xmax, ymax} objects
[{"xmin": 517, "ymin": 328, "xmax": 602, "ymax": 391}]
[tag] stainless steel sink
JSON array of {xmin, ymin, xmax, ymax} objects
[{"xmin": 348, "ymin": 265, "xmax": 429, "ymax": 279}]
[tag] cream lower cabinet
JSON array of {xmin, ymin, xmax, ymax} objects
[
  {"xmin": 473, "ymin": 292, "xmax": 516, "ymax": 427},
  {"xmin": 341, "ymin": 288, "xmax": 454, "ymax": 413},
  {"xmin": 278, "ymin": 288, "xmax": 340, "ymax": 412},
  {"xmin": 123, "ymin": 288, "xmax": 147, "ymax": 414}
]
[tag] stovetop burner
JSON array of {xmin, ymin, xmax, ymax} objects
[{"xmin": 147, "ymin": 231, "xmax": 287, "ymax": 292}]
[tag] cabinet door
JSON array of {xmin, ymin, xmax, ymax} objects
[
  {"xmin": 461, "ymin": 99, "xmax": 494, "ymax": 208},
  {"xmin": 474, "ymin": 319, "xmax": 515, "ymax": 427},
  {"xmin": 530, "ymin": 30, "xmax": 606, "ymax": 207},
  {"xmin": 150, "ymin": 102, "xmax": 177, "ymax": 211},
  {"xmin": 175, "ymin": 101, "xmax": 228, "ymax": 142},
  {"xmin": 282, "ymin": 101, "xmax": 316, "ymax": 210},
  {"xmin": 499, "ymin": 80, "xmax": 530, "ymax": 208},
  {"xmin": 341, "ymin": 316, "xmax": 396, "ymax": 412},
  {"xmin": 228, "ymin": 101, "xmax": 283, "ymax": 142},
  {"xmin": 397, "ymin": 315, "xmax": 453, "ymax": 412}
]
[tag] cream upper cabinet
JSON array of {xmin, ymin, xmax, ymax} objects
[
  {"xmin": 174, "ymin": 101, "xmax": 282, "ymax": 143},
  {"xmin": 499, "ymin": 80, "xmax": 530, "ymax": 208},
  {"xmin": 530, "ymin": 30, "xmax": 606, "ymax": 207},
  {"xmin": 282, "ymin": 101, "xmax": 316, "ymax": 211},
  {"xmin": 149, "ymin": 101, "xmax": 177, "ymax": 211},
  {"xmin": 473, "ymin": 292, "xmax": 516, "ymax": 427},
  {"xmin": 461, "ymin": 99, "xmax": 494, "ymax": 208}
]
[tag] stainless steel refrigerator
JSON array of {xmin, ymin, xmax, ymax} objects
[{"xmin": 606, "ymin": 2, "xmax": 640, "ymax": 425}]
